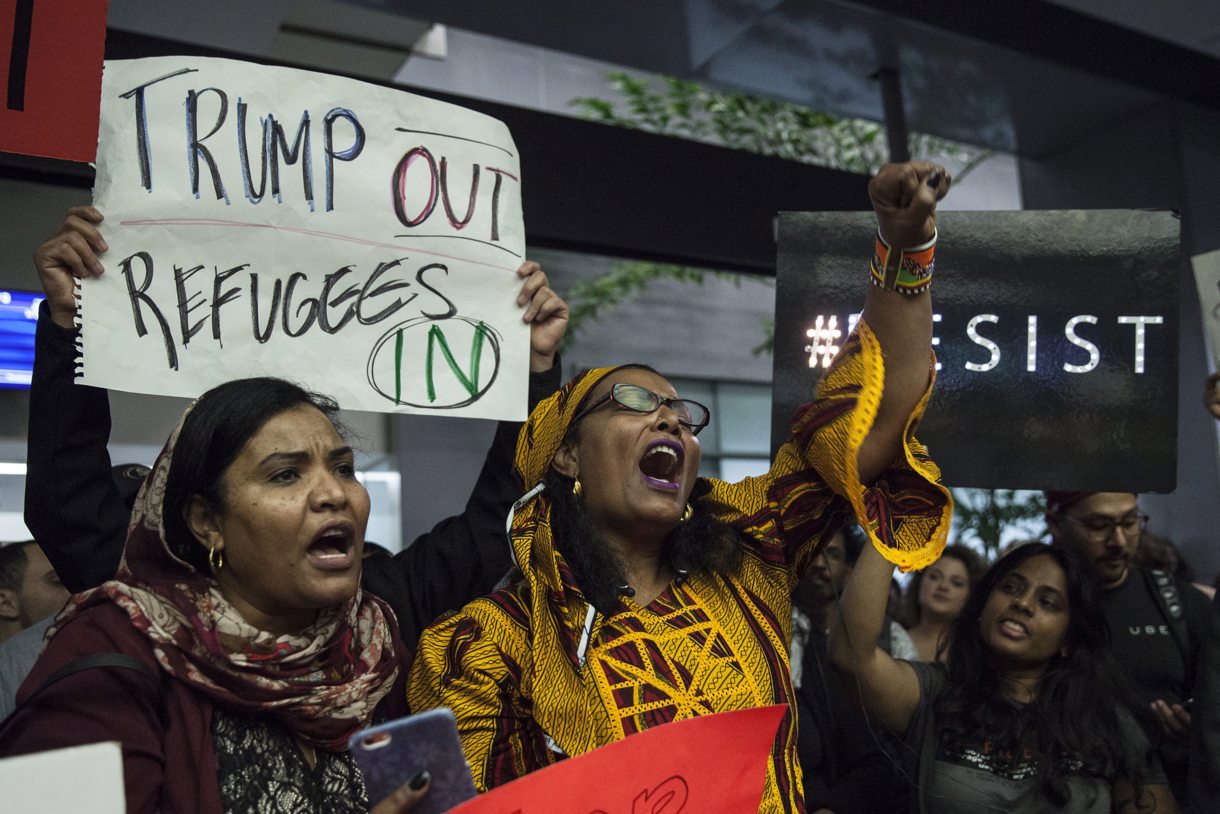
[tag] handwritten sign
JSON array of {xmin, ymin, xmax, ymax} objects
[
  {"xmin": 1192, "ymin": 249, "xmax": 1220, "ymax": 365},
  {"xmin": 772, "ymin": 210, "xmax": 1181, "ymax": 492},
  {"xmin": 449, "ymin": 705, "xmax": 786, "ymax": 814},
  {"xmin": 83, "ymin": 57, "xmax": 528, "ymax": 419},
  {"xmin": 0, "ymin": 0, "xmax": 107, "ymax": 162}
]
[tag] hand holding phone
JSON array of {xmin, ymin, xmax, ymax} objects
[{"xmin": 350, "ymin": 708, "xmax": 477, "ymax": 814}]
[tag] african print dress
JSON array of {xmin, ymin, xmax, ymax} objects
[{"xmin": 407, "ymin": 321, "xmax": 951, "ymax": 813}]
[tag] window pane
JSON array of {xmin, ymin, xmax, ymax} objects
[
  {"xmin": 718, "ymin": 457, "xmax": 772, "ymax": 481},
  {"xmin": 716, "ymin": 383, "xmax": 772, "ymax": 455}
]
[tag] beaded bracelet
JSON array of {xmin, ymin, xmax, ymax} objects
[{"xmin": 869, "ymin": 229, "xmax": 936, "ymax": 295}]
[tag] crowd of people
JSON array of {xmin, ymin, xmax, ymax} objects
[{"xmin": 0, "ymin": 159, "xmax": 1216, "ymax": 814}]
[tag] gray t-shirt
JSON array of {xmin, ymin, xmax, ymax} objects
[
  {"xmin": 0, "ymin": 615, "xmax": 53, "ymax": 720},
  {"xmin": 905, "ymin": 661, "xmax": 1164, "ymax": 814}
]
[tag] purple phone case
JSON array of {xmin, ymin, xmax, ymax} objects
[{"xmin": 348, "ymin": 708, "xmax": 477, "ymax": 814}]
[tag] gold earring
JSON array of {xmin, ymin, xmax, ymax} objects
[
  {"xmin": 208, "ymin": 544, "xmax": 224, "ymax": 573},
  {"xmin": 682, "ymin": 503, "xmax": 693, "ymax": 522},
  {"xmin": 572, "ymin": 478, "xmax": 583, "ymax": 498}
]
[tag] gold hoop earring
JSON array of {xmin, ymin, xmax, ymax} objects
[
  {"xmin": 682, "ymin": 503, "xmax": 693, "ymax": 522},
  {"xmin": 208, "ymin": 544, "xmax": 224, "ymax": 573},
  {"xmin": 573, "ymin": 479, "xmax": 583, "ymax": 498}
]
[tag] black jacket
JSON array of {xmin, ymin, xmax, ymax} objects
[{"xmin": 796, "ymin": 627, "xmax": 912, "ymax": 812}]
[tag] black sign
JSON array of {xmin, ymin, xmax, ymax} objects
[{"xmin": 771, "ymin": 210, "xmax": 1181, "ymax": 492}]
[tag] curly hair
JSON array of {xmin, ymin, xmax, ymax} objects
[{"xmin": 934, "ymin": 543, "xmax": 1155, "ymax": 806}]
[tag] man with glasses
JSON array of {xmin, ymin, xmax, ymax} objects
[{"xmin": 1046, "ymin": 490, "xmax": 1220, "ymax": 811}]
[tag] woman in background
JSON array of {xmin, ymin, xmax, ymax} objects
[
  {"xmin": 903, "ymin": 544, "xmax": 986, "ymax": 662},
  {"xmin": 831, "ymin": 540, "xmax": 1175, "ymax": 812}
]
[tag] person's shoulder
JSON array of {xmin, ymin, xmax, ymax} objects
[
  {"xmin": 419, "ymin": 583, "xmax": 531, "ymax": 648},
  {"xmin": 37, "ymin": 603, "xmax": 155, "ymax": 667},
  {"xmin": 904, "ymin": 658, "xmax": 948, "ymax": 697}
]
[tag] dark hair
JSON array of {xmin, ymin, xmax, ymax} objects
[
  {"xmin": 935, "ymin": 543, "xmax": 1153, "ymax": 805},
  {"xmin": 162, "ymin": 377, "xmax": 344, "ymax": 573},
  {"xmin": 1135, "ymin": 530, "xmax": 1193, "ymax": 581},
  {"xmin": 0, "ymin": 541, "xmax": 34, "ymax": 592},
  {"xmin": 901, "ymin": 544, "xmax": 987, "ymax": 627},
  {"xmin": 542, "ymin": 468, "xmax": 741, "ymax": 612}
]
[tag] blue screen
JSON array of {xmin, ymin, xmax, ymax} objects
[{"xmin": 0, "ymin": 290, "xmax": 41, "ymax": 390}]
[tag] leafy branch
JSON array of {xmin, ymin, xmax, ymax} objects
[
  {"xmin": 571, "ymin": 71, "xmax": 992, "ymax": 177},
  {"xmin": 565, "ymin": 71, "xmax": 994, "ymax": 356},
  {"xmin": 949, "ymin": 488, "xmax": 1047, "ymax": 560}
]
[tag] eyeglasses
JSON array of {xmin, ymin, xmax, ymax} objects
[
  {"xmin": 1058, "ymin": 511, "xmax": 1149, "ymax": 541},
  {"xmin": 571, "ymin": 383, "xmax": 711, "ymax": 435}
]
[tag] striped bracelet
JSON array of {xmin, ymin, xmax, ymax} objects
[{"xmin": 869, "ymin": 229, "xmax": 936, "ymax": 295}]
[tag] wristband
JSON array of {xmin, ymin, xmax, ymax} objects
[{"xmin": 869, "ymin": 228, "xmax": 936, "ymax": 295}]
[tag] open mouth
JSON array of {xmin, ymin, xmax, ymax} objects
[
  {"xmin": 638, "ymin": 439, "xmax": 684, "ymax": 492},
  {"xmin": 307, "ymin": 524, "xmax": 356, "ymax": 570},
  {"xmin": 998, "ymin": 618, "xmax": 1028, "ymax": 638}
]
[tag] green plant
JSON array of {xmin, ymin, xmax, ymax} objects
[
  {"xmin": 949, "ymin": 488, "xmax": 1047, "ymax": 561},
  {"xmin": 564, "ymin": 72, "xmax": 994, "ymax": 351},
  {"xmin": 570, "ymin": 71, "xmax": 993, "ymax": 177}
]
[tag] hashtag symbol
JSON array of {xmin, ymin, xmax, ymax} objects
[{"xmin": 805, "ymin": 315, "xmax": 842, "ymax": 368}]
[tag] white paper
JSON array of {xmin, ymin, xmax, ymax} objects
[
  {"xmin": 83, "ymin": 57, "xmax": 528, "ymax": 419},
  {"xmin": 1192, "ymin": 249, "xmax": 1220, "ymax": 366},
  {"xmin": 0, "ymin": 741, "xmax": 125, "ymax": 813}
]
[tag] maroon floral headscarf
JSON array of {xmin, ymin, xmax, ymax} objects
[{"xmin": 48, "ymin": 401, "xmax": 400, "ymax": 750}]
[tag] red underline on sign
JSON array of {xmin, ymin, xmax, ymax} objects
[{"xmin": 118, "ymin": 218, "xmax": 517, "ymax": 272}]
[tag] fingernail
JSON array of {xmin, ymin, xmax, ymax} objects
[
  {"xmin": 408, "ymin": 770, "xmax": 431, "ymax": 790},
  {"xmin": 927, "ymin": 170, "xmax": 942, "ymax": 189},
  {"xmin": 99, "ymin": 239, "xmax": 109, "ymax": 251}
]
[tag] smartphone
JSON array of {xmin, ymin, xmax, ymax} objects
[{"xmin": 349, "ymin": 708, "xmax": 477, "ymax": 814}]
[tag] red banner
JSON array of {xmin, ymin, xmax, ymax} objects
[
  {"xmin": 450, "ymin": 705, "xmax": 787, "ymax": 814},
  {"xmin": 0, "ymin": 0, "xmax": 107, "ymax": 162}
]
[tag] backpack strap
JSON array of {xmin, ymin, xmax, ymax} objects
[
  {"xmin": 1144, "ymin": 569, "xmax": 1194, "ymax": 679},
  {"xmin": 8, "ymin": 652, "xmax": 169, "ymax": 729}
]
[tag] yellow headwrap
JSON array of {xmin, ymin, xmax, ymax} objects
[{"xmin": 512, "ymin": 364, "xmax": 654, "ymax": 491}]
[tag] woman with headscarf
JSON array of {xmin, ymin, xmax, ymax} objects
[
  {"xmin": 406, "ymin": 162, "xmax": 955, "ymax": 813},
  {"xmin": 22, "ymin": 205, "xmax": 569, "ymax": 647},
  {"xmin": 1, "ymin": 377, "xmax": 428, "ymax": 814}
]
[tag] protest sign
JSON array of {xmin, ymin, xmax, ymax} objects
[
  {"xmin": 83, "ymin": 56, "xmax": 528, "ymax": 419},
  {"xmin": 0, "ymin": 741, "xmax": 124, "ymax": 813},
  {"xmin": 448, "ymin": 705, "xmax": 786, "ymax": 814},
  {"xmin": 0, "ymin": 0, "xmax": 107, "ymax": 162},
  {"xmin": 1192, "ymin": 249, "xmax": 1220, "ymax": 364},
  {"xmin": 772, "ymin": 210, "xmax": 1180, "ymax": 492}
]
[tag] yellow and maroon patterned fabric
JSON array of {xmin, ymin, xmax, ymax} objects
[{"xmin": 407, "ymin": 319, "xmax": 951, "ymax": 812}]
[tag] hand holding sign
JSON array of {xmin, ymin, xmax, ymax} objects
[
  {"xmin": 867, "ymin": 161, "xmax": 951, "ymax": 248},
  {"xmin": 32, "ymin": 205, "xmax": 106, "ymax": 329},
  {"xmin": 516, "ymin": 260, "xmax": 569, "ymax": 373},
  {"xmin": 39, "ymin": 202, "xmax": 566, "ymax": 389}
]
